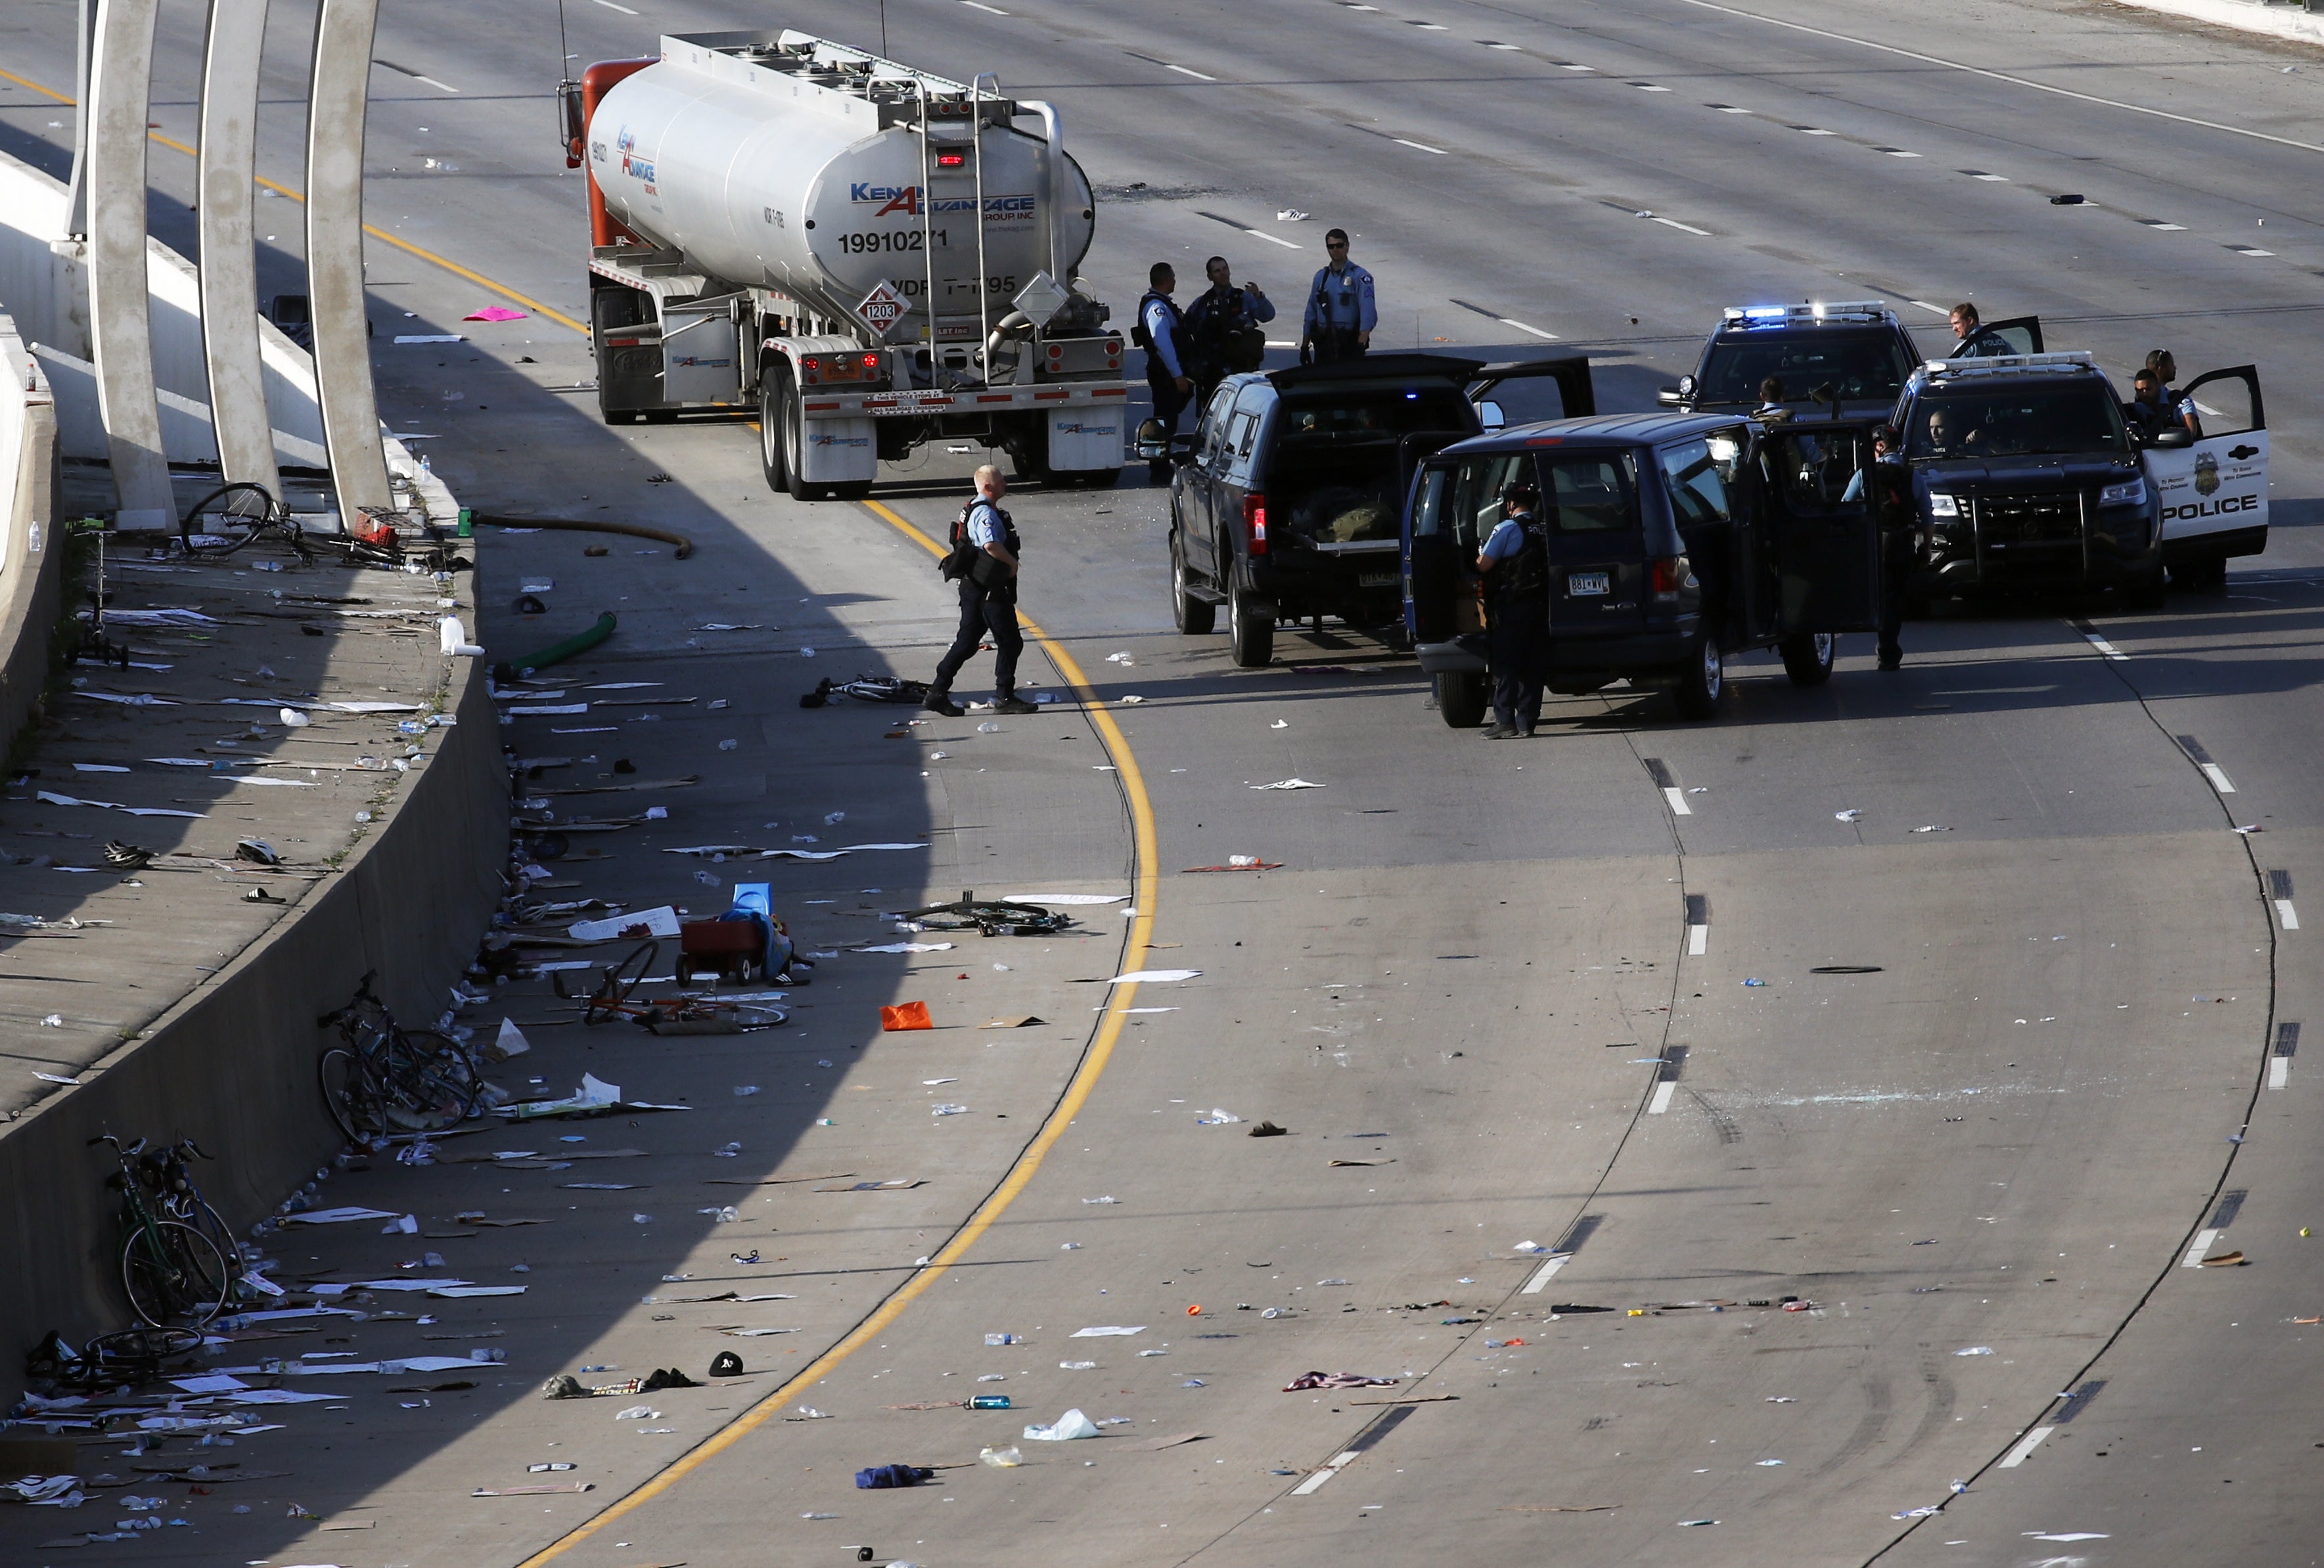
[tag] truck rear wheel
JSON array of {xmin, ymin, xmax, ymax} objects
[
  {"xmin": 1434, "ymin": 671, "xmax": 1488, "ymax": 729},
  {"xmin": 1672, "ymin": 635, "xmax": 1725, "ymax": 720},
  {"xmin": 1228, "ymin": 591, "xmax": 1274, "ymax": 668},
  {"xmin": 759, "ymin": 372, "xmax": 788, "ymax": 493},
  {"xmin": 780, "ymin": 376, "xmax": 822, "ymax": 503},
  {"xmin": 1171, "ymin": 530, "xmax": 1214, "ymax": 635},
  {"xmin": 1778, "ymin": 631, "xmax": 1835, "ymax": 686}
]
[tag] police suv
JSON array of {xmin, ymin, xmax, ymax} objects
[
  {"xmin": 1882, "ymin": 351, "xmax": 2267, "ymax": 604},
  {"xmin": 1661, "ymin": 301, "xmax": 1924, "ymax": 418}
]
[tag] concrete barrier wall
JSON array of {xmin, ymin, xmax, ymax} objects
[
  {"xmin": 0, "ymin": 311, "xmax": 62, "ymax": 753},
  {"xmin": 0, "ymin": 663, "xmax": 506, "ymax": 1360}
]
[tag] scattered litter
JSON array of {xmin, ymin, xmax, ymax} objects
[
  {"xmin": 1911, "ymin": 824, "xmax": 1950, "ymax": 834},
  {"xmin": 1022, "ymin": 1408, "xmax": 1102, "ymax": 1441},
  {"xmin": 1197, "ymin": 1109, "xmax": 1244, "ymax": 1125},
  {"xmin": 881, "ymin": 1001, "xmax": 934, "ymax": 1031},
  {"xmin": 1070, "ymin": 1326, "xmax": 1145, "ymax": 1337},
  {"xmin": 1277, "ymin": 208, "xmax": 1308, "ymax": 221},
  {"xmin": 1283, "ymin": 1371, "xmax": 1398, "ymax": 1391},
  {"xmin": 855, "ymin": 1464, "xmax": 935, "ymax": 1488},
  {"xmin": 1251, "ymin": 778, "xmax": 1325, "ymax": 790},
  {"xmin": 979, "ymin": 1446, "xmax": 1024, "ymax": 1467},
  {"xmin": 931, "ymin": 1104, "xmax": 969, "ymax": 1116},
  {"xmin": 1107, "ymin": 969, "xmax": 1200, "ymax": 984},
  {"xmin": 1954, "ymin": 1346, "xmax": 1994, "ymax": 1356},
  {"xmin": 465, "ymin": 305, "xmax": 528, "ymax": 322},
  {"xmin": 1742, "ymin": 977, "xmax": 1767, "ymax": 987},
  {"xmin": 1834, "ymin": 809, "xmax": 1862, "ymax": 822}
]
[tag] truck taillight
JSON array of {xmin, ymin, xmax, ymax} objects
[
  {"xmin": 1648, "ymin": 555, "xmax": 1689, "ymax": 598},
  {"xmin": 800, "ymin": 355, "xmax": 821, "ymax": 386},
  {"xmin": 936, "ymin": 151, "xmax": 966, "ymax": 168},
  {"xmin": 1243, "ymin": 494, "xmax": 1269, "ymax": 558}
]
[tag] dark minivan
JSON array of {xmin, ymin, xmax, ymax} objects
[
  {"xmin": 1162, "ymin": 353, "xmax": 1593, "ymax": 667},
  {"xmin": 1405, "ymin": 413, "xmax": 1886, "ymax": 725}
]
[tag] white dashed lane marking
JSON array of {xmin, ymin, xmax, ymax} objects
[
  {"xmin": 1644, "ymin": 758, "xmax": 1692, "ymax": 815},
  {"xmin": 2176, "ymin": 736, "xmax": 2235, "ymax": 794},
  {"xmin": 1997, "ymin": 1426, "xmax": 2055, "ymax": 1467},
  {"xmin": 1449, "ymin": 298, "xmax": 1557, "ymax": 339},
  {"xmin": 1520, "ymin": 1254, "xmax": 1572, "ymax": 1293},
  {"xmin": 1686, "ymin": 893, "xmax": 1709, "ymax": 956},
  {"xmin": 2272, "ymin": 871, "xmax": 2298, "ymax": 931},
  {"xmin": 2271, "ymin": 1023, "xmax": 2299, "ymax": 1091},
  {"xmin": 1395, "ymin": 138, "xmax": 1450, "ymax": 154},
  {"xmin": 2070, "ymin": 618, "xmax": 2128, "ymax": 660},
  {"xmin": 1290, "ymin": 1450, "xmax": 1361, "ymax": 1495}
]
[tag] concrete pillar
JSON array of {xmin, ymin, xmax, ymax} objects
[
  {"xmin": 86, "ymin": 0, "xmax": 175, "ymax": 526},
  {"xmin": 306, "ymin": 0, "xmax": 390, "ymax": 516},
  {"xmin": 198, "ymin": 0, "xmax": 281, "ymax": 496}
]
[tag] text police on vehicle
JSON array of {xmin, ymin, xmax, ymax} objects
[{"xmin": 1661, "ymin": 302, "xmax": 1921, "ymax": 418}]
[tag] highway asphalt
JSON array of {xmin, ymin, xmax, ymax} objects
[{"xmin": 4, "ymin": 1, "xmax": 2323, "ymax": 1563}]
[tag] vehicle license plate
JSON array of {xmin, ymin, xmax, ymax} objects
[
  {"xmin": 1568, "ymin": 571, "xmax": 1610, "ymax": 596},
  {"xmin": 1359, "ymin": 570, "xmax": 1398, "ymax": 587}
]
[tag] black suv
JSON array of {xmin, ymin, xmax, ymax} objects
[
  {"xmin": 1158, "ymin": 353, "xmax": 1594, "ymax": 667},
  {"xmin": 1884, "ymin": 349, "xmax": 2165, "ymax": 604},
  {"xmin": 1661, "ymin": 301, "xmax": 1933, "ymax": 418},
  {"xmin": 1404, "ymin": 412, "xmax": 1884, "ymax": 726}
]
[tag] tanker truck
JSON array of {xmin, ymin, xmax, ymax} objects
[{"xmin": 559, "ymin": 30, "xmax": 1131, "ymax": 499}]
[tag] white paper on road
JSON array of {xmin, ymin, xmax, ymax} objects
[
  {"xmin": 311, "ymin": 1279, "xmax": 472, "ymax": 1295},
  {"xmin": 1250, "ymin": 778, "xmax": 1325, "ymax": 790},
  {"xmin": 429, "ymin": 1285, "xmax": 529, "ymax": 1298},
  {"xmin": 837, "ymin": 842, "xmax": 930, "ymax": 851},
  {"xmin": 1002, "ymin": 893, "xmax": 1128, "ymax": 905},
  {"xmin": 171, "ymin": 1374, "xmax": 251, "ymax": 1393},
  {"xmin": 222, "ymin": 1388, "xmax": 338, "ymax": 1404},
  {"xmin": 855, "ymin": 942, "xmax": 955, "ymax": 953},
  {"xmin": 1070, "ymin": 1326, "xmax": 1146, "ymax": 1337},
  {"xmin": 758, "ymin": 849, "xmax": 848, "ymax": 860},
  {"xmin": 1107, "ymin": 970, "xmax": 1202, "ymax": 984},
  {"xmin": 279, "ymin": 1207, "xmax": 404, "ymax": 1226},
  {"xmin": 569, "ymin": 907, "xmax": 681, "ymax": 941}
]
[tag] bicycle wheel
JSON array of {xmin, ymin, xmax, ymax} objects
[
  {"xmin": 378, "ymin": 1028, "xmax": 478, "ymax": 1132},
  {"xmin": 122, "ymin": 1219, "xmax": 233, "ymax": 1326},
  {"xmin": 319, "ymin": 1046, "xmax": 382, "ymax": 1142},
  {"xmin": 85, "ymin": 1326, "xmax": 203, "ymax": 1384},
  {"xmin": 180, "ymin": 482, "xmax": 280, "ymax": 554}
]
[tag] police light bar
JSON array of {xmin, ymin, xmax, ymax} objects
[
  {"xmin": 1720, "ymin": 300, "xmax": 1893, "ymax": 326},
  {"xmin": 1923, "ymin": 350, "xmax": 2099, "ymax": 378}
]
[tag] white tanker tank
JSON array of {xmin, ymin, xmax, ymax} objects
[{"xmin": 566, "ymin": 30, "xmax": 1129, "ymax": 500}]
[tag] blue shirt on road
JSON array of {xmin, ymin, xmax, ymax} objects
[{"xmin": 1304, "ymin": 261, "xmax": 1378, "ymax": 336}]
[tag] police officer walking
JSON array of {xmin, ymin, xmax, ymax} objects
[
  {"xmin": 1137, "ymin": 263, "xmax": 1196, "ymax": 483},
  {"xmin": 1301, "ymin": 229, "xmax": 1376, "ymax": 365},
  {"xmin": 925, "ymin": 465, "xmax": 1038, "ymax": 718},
  {"xmin": 1183, "ymin": 256, "xmax": 1276, "ymax": 408},
  {"xmin": 1475, "ymin": 478, "xmax": 1549, "ymax": 738}
]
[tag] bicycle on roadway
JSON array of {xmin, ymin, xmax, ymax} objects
[
  {"xmin": 87, "ymin": 1134, "xmax": 235, "ymax": 1328},
  {"xmin": 317, "ymin": 970, "xmax": 482, "ymax": 1141}
]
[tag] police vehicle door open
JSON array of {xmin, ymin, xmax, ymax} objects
[
  {"xmin": 2141, "ymin": 365, "xmax": 2267, "ymax": 568},
  {"xmin": 1960, "ymin": 315, "xmax": 2043, "ymax": 357},
  {"xmin": 1754, "ymin": 423, "xmax": 1883, "ymax": 635}
]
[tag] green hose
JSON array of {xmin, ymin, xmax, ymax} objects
[{"xmin": 494, "ymin": 612, "xmax": 616, "ymax": 683}]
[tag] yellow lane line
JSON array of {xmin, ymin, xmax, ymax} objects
[
  {"xmin": 513, "ymin": 498, "xmax": 1158, "ymax": 1567},
  {"xmin": 0, "ymin": 66, "xmax": 588, "ymax": 334}
]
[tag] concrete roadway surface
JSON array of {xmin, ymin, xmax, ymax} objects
[{"xmin": 7, "ymin": 0, "xmax": 2324, "ymax": 1563}]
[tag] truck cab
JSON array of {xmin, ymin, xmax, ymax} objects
[
  {"xmin": 1661, "ymin": 301, "xmax": 1921, "ymax": 420},
  {"xmin": 1163, "ymin": 353, "xmax": 1593, "ymax": 667},
  {"xmin": 1405, "ymin": 413, "xmax": 1885, "ymax": 726}
]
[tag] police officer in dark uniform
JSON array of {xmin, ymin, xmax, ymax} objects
[
  {"xmin": 1183, "ymin": 255, "xmax": 1276, "ymax": 409},
  {"xmin": 926, "ymin": 465, "xmax": 1039, "ymax": 717},
  {"xmin": 1475, "ymin": 478, "xmax": 1550, "ymax": 737},
  {"xmin": 1137, "ymin": 262, "xmax": 1195, "ymax": 484},
  {"xmin": 1868, "ymin": 429, "xmax": 1911, "ymax": 669}
]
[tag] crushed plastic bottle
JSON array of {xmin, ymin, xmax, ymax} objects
[{"xmin": 979, "ymin": 1445, "xmax": 1025, "ymax": 1467}]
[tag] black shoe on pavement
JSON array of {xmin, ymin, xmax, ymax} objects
[
  {"xmin": 923, "ymin": 690, "xmax": 964, "ymax": 717},
  {"xmin": 1877, "ymin": 652, "xmax": 1902, "ymax": 671},
  {"xmin": 994, "ymin": 695, "xmax": 1040, "ymax": 715},
  {"xmin": 1481, "ymin": 722, "xmax": 1516, "ymax": 739}
]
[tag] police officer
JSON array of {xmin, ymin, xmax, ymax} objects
[
  {"xmin": 2143, "ymin": 349, "xmax": 2202, "ymax": 437},
  {"xmin": 1301, "ymin": 229, "xmax": 1377, "ymax": 365},
  {"xmin": 1867, "ymin": 428, "xmax": 1911, "ymax": 670},
  {"xmin": 925, "ymin": 465, "xmax": 1038, "ymax": 718},
  {"xmin": 1947, "ymin": 302, "xmax": 1984, "ymax": 357},
  {"xmin": 1138, "ymin": 263, "xmax": 1195, "ymax": 483},
  {"xmin": 1183, "ymin": 256, "xmax": 1277, "ymax": 407},
  {"xmin": 1475, "ymin": 478, "xmax": 1550, "ymax": 738}
]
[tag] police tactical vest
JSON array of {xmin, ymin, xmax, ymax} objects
[
  {"xmin": 1493, "ymin": 516, "xmax": 1549, "ymax": 604},
  {"xmin": 1135, "ymin": 290, "xmax": 1192, "ymax": 369}
]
